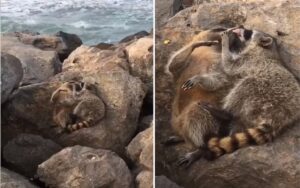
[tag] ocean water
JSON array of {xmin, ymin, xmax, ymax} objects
[{"xmin": 1, "ymin": 0, "xmax": 153, "ymax": 44}]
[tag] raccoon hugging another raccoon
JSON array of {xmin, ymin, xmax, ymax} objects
[
  {"xmin": 50, "ymin": 80, "xmax": 105, "ymax": 133},
  {"xmin": 165, "ymin": 26, "xmax": 300, "ymax": 167}
]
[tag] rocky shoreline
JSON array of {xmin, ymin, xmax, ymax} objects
[{"xmin": 1, "ymin": 30, "xmax": 153, "ymax": 188}]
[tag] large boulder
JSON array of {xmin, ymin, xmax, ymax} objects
[
  {"xmin": 127, "ymin": 126, "xmax": 153, "ymax": 188},
  {"xmin": 16, "ymin": 31, "xmax": 82, "ymax": 62},
  {"xmin": 125, "ymin": 37, "xmax": 153, "ymax": 89},
  {"xmin": 1, "ymin": 52, "xmax": 23, "ymax": 104},
  {"xmin": 1, "ymin": 33, "xmax": 62, "ymax": 85},
  {"xmin": 37, "ymin": 146, "xmax": 133, "ymax": 188},
  {"xmin": 3, "ymin": 45, "xmax": 146, "ymax": 156},
  {"xmin": 156, "ymin": 1, "xmax": 300, "ymax": 188},
  {"xmin": 127, "ymin": 126, "xmax": 153, "ymax": 171},
  {"xmin": 54, "ymin": 31, "xmax": 83, "ymax": 61},
  {"xmin": 3, "ymin": 134, "xmax": 62, "ymax": 178},
  {"xmin": 1, "ymin": 168, "xmax": 38, "ymax": 188}
]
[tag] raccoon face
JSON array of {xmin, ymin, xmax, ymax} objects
[{"xmin": 231, "ymin": 27, "xmax": 274, "ymax": 50}]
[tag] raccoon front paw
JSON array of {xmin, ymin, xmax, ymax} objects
[
  {"xmin": 182, "ymin": 76, "xmax": 201, "ymax": 91},
  {"xmin": 221, "ymin": 30, "xmax": 230, "ymax": 39},
  {"xmin": 162, "ymin": 136, "xmax": 184, "ymax": 146},
  {"xmin": 177, "ymin": 151, "xmax": 201, "ymax": 168}
]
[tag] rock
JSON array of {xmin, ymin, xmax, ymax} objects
[
  {"xmin": 37, "ymin": 146, "xmax": 133, "ymax": 188},
  {"xmin": 3, "ymin": 134, "xmax": 62, "ymax": 178},
  {"xmin": 15, "ymin": 31, "xmax": 82, "ymax": 62},
  {"xmin": 125, "ymin": 37, "xmax": 153, "ymax": 89},
  {"xmin": 1, "ymin": 52, "xmax": 23, "ymax": 104},
  {"xmin": 155, "ymin": 0, "xmax": 183, "ymax": 28},
  {"xmin": 1, "ymin": 167, "xmax": 38, "ymax": 188},
  {"xmin": 1, "ymin": 33, "xmax": 61, "ymax": 85},
  {"xmin": 3, "ymin": 45, "xmax": 146, "ymax": 156},
  {"xmin": 158, "ymin": 125, "xmax": 300, "ymax": 188},
  {"xmin": 120, "ymin": 31, "xmax": 150, "ymax": 43},
  {"xmin": 54, "ymin": 31, "xmax": 83, "ymax": 61},
  {"xmin": 136, "ymin": 171, "xmax": 153, "ymax": 188},
  {"xmin": 138, "ymin": 115, "xmax": 153, "ymax": 132},
  {"xmin": 156, "ymin": 1, "xmax": 300, "ymax": 188},
  {"xmin": 155, "ymin": 176, "xmax": 183, "ymax": 188},
  {"xmin": 127, "ymin": 126, "xmax": 153, "ymax": 170},
  {"xmin": 93, "ymin": 42, "xmax": 114, "ymax": 50}
]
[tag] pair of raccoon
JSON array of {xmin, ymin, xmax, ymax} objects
[
  {"xmin": 165, "ymin": 26, "xmax": 300, "ymax": 166},
  {"xmin": 50, "ymin": 80, "xmax": 105, "ymax": 132}
]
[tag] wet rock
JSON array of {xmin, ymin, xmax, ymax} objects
[
  {"xmin": 3, "ymin": 45, "xmax": 146, "ymax": 156},
  {"xmin": 1, "ymin": 52, "xmax": 23, "ymax": 104},
  {"xmin": 120, "ymin": 31, "xmax": 150, "ymax": 43},
  {"xmin": 37, "ymin": 146, "xmax": 133, "ymax": 188},
  {"xmin": 155, "ymin": 175, "xmax": 183, "ymax": 188},
  {"xmin": 136, "ymin": 170, "xmax": 153, "ymax": 188},
  {"xmin": 3, "ymin": 134, "xmax": 62, "ymax": 178},
  {"xmin": 54, "ymin": 31, "xmax": 83, "ymax": 61},
  {"xmin": 127, "ymin": 126, "xmax": 153, "ymax": 170},
  {"xmin": 93, "ymin": 42, "xmax": 114, "ymax": 50},
  {"xmin": 1, "ymin": 33, "xmax": 61, "ymax": 85},
  {"xmin": 1, "ymin": 167, "xmax": 38, "ymax": 188}
]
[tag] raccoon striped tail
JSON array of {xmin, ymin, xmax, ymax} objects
[
  {"xmin": 66, "ymin": 119, "xmax": 93, "ymax": 132},
  {"xmin": 203, "ymin": 124, "xmax": 273, "ymax": 160}
]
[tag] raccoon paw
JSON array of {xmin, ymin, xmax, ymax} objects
[
  {"xmin": 177, "ymin": 150, "xmax": 203, "ymax": 168},
  {"xmin": 162, "ymin": 136, "xmax": 184, "ymax": 146},
  {"xmin": 221, "ymin": 30, "xmax": 230, "ymax": 39},
  {"xmin": 182, "ymin": 75, "xmax": 201, "ymax": 91}
]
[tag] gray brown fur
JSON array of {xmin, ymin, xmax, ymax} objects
[
  {"xmin": 50, "ymin": 81, "xmax": 83, "ymax": 130},
  {"xmin": 66, "ymin": 82, "xmax": 105, "ymax": 132},
  {"xmin": 163, "ymin": 29, "xmax": 237, "ymax": 166},
  {"xmin": 50, "ymin": 81, "xmax": 105, "ymax": 132},
  {"xmin": 185, "ymin": 29, "xmax": 300, "ymax": 160}
]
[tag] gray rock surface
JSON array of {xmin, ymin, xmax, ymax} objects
[
  {"xmin": 1, "ymin": 52, "xmax": 23, "ymax": 104},
  {"xmin": 1, "ymin": 168, "xmax": 38, "ymax": 188},
  {"xmin": 1, "ymin": 33, "xmax": 62, "ymax": 85},
  {"xmin": 3, "ymin": 134, "xmax": 62, "ymax": 178},
  {"xmin": 37, "ymin": 146, "xmax": 133, "ymax": 188},
  {"xmin": 155, "ymin": 175, "xmax": 183, "ymax": 188}
]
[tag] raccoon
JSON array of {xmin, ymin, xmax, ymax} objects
[
  {"xmin": 50, "ymin": 81, "xmax": 83, "ymax": 130},
  {"xmin": 182, "ymin": 27, "xmax": 300, "ymax": 162},
  {"xmin": 65, "ymin": 81, "xmax": 105, "ymax": 132}
]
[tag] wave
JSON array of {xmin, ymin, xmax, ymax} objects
[{"xmin": 1, "ymin": 0, "xmax": 153, "ymax": 45}]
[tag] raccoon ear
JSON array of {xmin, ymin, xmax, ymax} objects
[{"xmin": 259, "ymin": 36, "xmax": 273, "ymax": 47}]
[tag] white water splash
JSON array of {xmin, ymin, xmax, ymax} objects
[{"xmin": 1, "ymin": 0, "xmax": 153, "ymax": 44}]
